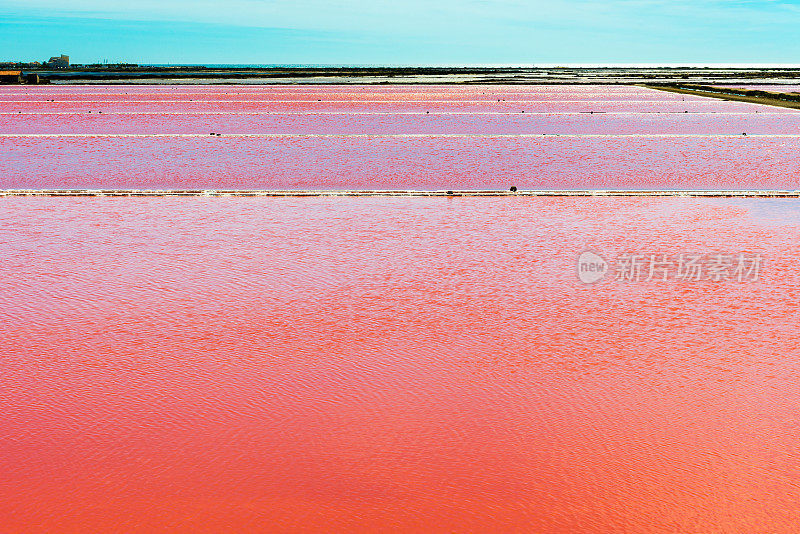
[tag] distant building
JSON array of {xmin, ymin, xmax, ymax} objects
[
  {"xmin": 46, "ymin": 55, "xmax": 69, "ymax": 68},
  {"xmin": 0, "ymin": 70, "xmax": 22, "ymax": 84}
]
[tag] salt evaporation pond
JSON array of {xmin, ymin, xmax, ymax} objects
[
  {"xmin": 2, "ymin": 84, "xmax": 800, "ymax": 190},
  {"xmin": 2, "ymin": 196, "xmax": 800, "ymax": 532},
  {"xmin": 4, "ymin": 85, "xmax": 800, "ymax": 533}
]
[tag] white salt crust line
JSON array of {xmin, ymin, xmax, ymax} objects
[
  {"xmin": 2, "ymin": 189, "xmax": 800, "ymax": 198},
  {"xmin": 0, "ymin": 99, "xmax": 711, "ymax": 104},
  {"xmin": 0, "ymin": 86, "xmax": 661, "ymax": 88},
  {"xmin": 0, "ymin": 90, "xmax": 705, "ymax": 94},
  {"xmin": 0, "ymin": 85, "xmax": 656, "ymax": 88},
  {"xmin": 0, "ymin": 93, "xmax": 674, "ymax": 97},
  {"xmin": 0, "ymin": 87, "xmax": 673, "ymax": 91},
  {"xmin": 2, "ymin": 134, "xmax": 800, "ymax": 138},
  {"xmin": 0, "ymin": 111, "xmax": 792, "ymax": 116},
  {"xmin": 0, "ymin": 92, "xmax": 667, "ymax": 96},
  {"xmin": 0, "ymin": 84, "xmax": 648, "ymax": 87}
]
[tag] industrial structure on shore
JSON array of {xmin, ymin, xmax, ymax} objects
[
  {"xmin": 45, "ymin": 54, "xmax": 69, "ymax": 68},
  {"xmin": 0, "ymin": 53, "xmax": 67, "ymax": 83}
]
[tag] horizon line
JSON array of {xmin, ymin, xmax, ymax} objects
[{"xmin": 7, "ymin": 62, "xmax": 800, "ymax": 69}]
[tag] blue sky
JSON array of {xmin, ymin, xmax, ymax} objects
[{"xmin": 2, "ymin": 0, "xmax": 800, "ymax": 65}]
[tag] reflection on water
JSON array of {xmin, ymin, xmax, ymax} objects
[
  {"xmin": 2, "ymin": 197, "xmax": 800, "ymax": 532},
  {"xmin": 714, "ymin": 198, "xmax": 800, "ymax": 226}
]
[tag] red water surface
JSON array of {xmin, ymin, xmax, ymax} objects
[
  {"xmin": 3, "ymin": 84, "xmax": 800, "ymax": 190},
  {"xmin": 2, "ymin": 85, "xmax": 744, "ymax": 114},
  {"xmin": 4, "ymin": 100, "xmax": 779, "ymax": 113},
  {"xmin": 2, "ymin": 196, "xmax": 800, "ymax": 533},
  {"xmin": 0, "ymin": 85, "xmax": 700, "ymax": 98},
  {"xmin": 3, "ymin": 135, "xmax": 800, "ymax": 190},
  {"xmin": 4, "ymin": 112, "xmax": 800, "ymax": 135},
  {"xmin": 0, "ymin": 93, "xmax": 698, "ymax": 103},
  {"xmin": 0, "ymin": 84, "xmax": 673, "ymax": 93}
]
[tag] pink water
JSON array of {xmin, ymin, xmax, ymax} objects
[
  {"xmin": 4, "ymin": 113, "xmax": 800, "ymax": 135},
  {"xmin": 3, "ymin": 136, "xmax": 800, "ymax": 190},
  {"xmin": 2, "ymin": 196, "xmax": 800, "ymax": 533},
  {"xmin": 3, "ymin": 100, "xmax": 786, "ymax": 113},
  {"xmin": 3, "ymin": 84, "xmax": 800, "ymax": 190},
  {"xmin": 0, "ymin": 84, "xmax": 660, "ymax": 94},
  {"xmin": 5, "ymin": 84, "xmax": 800, "ymax": 533},
  {"xmin": 0, "ymin": 93, "xmax": 698, "ymax": 102}
]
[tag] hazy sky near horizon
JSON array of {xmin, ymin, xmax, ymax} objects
[{"xmin": 2, "ymin": 0, "xmax": 800, "ymax": 64}]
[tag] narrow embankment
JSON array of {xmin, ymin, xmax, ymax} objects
[
  {"xmin": 644, "ymin": 83, "xmax": 800, "ymax": 110},
  {"xmin": 3, "ymin": 189, "xmax": 800, "ymax": 197}
]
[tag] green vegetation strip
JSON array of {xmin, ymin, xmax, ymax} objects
[{"xmin": 645, "ymin": 83, "xmax": 800, "ymax": 110}]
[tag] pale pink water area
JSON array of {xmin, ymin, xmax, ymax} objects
[
  {"xmin": 2, "ymin": 196, "xmax": 800, "ymax": 533},
  {"xmin": 4, "ymin": 136, "xmax": 800, "ymax": 190},
  {"xmin": 2, "ymin": 84, "xmax": 800, "ymax": 190},
  {"xmin": 2, "ymin": 100, "xmax": 782, "ymax": 113},
  {"xmin": 5, "ymin": 113, "xmax": 800, "ymax": 135}
]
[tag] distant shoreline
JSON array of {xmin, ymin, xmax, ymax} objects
[
  {"xmin": 8, "ymin": 66, "xmax": 800, "ymax": 85},
  {"xmin": 647, "ymin": 84, "xmax": 800, "ymax": 111}
]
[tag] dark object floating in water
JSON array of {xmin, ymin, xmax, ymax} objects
[{"xmin": 510, "ymin": 186, "xmax": 518, "ymax": 192}]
